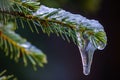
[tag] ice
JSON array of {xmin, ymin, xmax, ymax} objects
[
  {"xmin": 34, "ymin": 5, "xmax": 104, "ymax": 29},
  {"xmin": 77, "ymin": 32, "xmax": 96, "ymax": 75},
  {"xmin": 29, "ymin": 46, "xmax": 43, "ymax": 53},
  {"xmin": 20, "ymin": 42, "xmax": 31, "ymax": 48},
  {"xmin": 34, "ymin": 5, "xmax": 86, "ymax": 24},
  {"xmin": 34, "ymin": 5, "xmax": 107, "ymax": 75},
  {"xmin": 94, "ymin": 40, "xmax": 107, "ymax": 50},
  {"xmin": 20, "ymin": 42, "xmax": 43, "ymax": 54},
  {"xmin": 34, "ymin": 5, "xmax": 56, "ymax": 17},
  {"xmin": 78, "ymin": 41, "xmax": 96, "ymax": 75}
]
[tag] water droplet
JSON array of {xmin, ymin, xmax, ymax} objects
[{"xmin": 97, "ymin": 44, "xmax": 105, "ymax": 50}]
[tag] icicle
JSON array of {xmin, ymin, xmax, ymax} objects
[
  {"xmin": 77, "ymin": 32, "xmax": 96, "ymax": 75},
  {"xmin": 76, "ymin": 20, "xmax": 107, "ymax": 75},
  {"xmin": 78, "ymin": 43, "xmax": 96, "ymax": 75}
]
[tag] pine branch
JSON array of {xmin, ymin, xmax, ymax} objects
[
  {"xmin": 0, "ymin": 7, "xmax": 77, "ymax": 44},
  {"xmin": 0, "ymin": 0, "xmax": 77, "ymax": 44},
  {"xmin": 0, "ymin": 70, "xmax": 17, "ymax": 80},
  {"xmin": 0, "ymin": 23, "xmax": 47, "ymax": 70},
  {"xmin": 0, "ymin": 1, "xmax": 107, "ymax": 47},
  {"xmin": 0, "ymin": 9, "xmax": 75, "ymax": 29},
  {"xmin": 0, "ymin": 0, "xmax": 107, "ymax": 47},
  {"xmin": 0, "ymin": 0, "xmax": 107, "ymax": 76},
  {"xmin": 10, "ymin": 0, "xmax": 40, "ymax": 12}
]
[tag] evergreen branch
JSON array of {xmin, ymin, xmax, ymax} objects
[
  {"xmin": 0, "ymin": 9, "xmax": 77, "ymax": 44},
  {"xmin": 0, "ymin": 23, "xmax": 47, "ymax": 69},
  {"xmin": 0, "ymin": 0, "xmax": 107, "ymax": 76},
  {"xmin": 0, "ymin": 4, "xmax": 107, "ymax": 47},
  {"xmin": 0, "ymin": 9, "xmax": 76, "ymax": 29},
  {"xmin": 0, "ymin": 0, "xmax": 77, "ymax": 44},
  {"xmin": 0, "ymin": 0, "xmax": 11, "ymax": 11},
  {"xmin": 0, "ymin": 0, "xmax": 107, "ymax": 48},
  {"xmin": 10, "ymin": 0, "xmax": 40, "ymax": 12},
  {"xmin": 0, "ymin": 70, "xmax": 17, "ymax": 80}
]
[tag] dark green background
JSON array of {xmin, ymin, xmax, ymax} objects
[{"xmin": 0, "ymin": 0, "xmax": 119, "ymax": 80}]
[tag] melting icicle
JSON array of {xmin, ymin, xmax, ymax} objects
[
  {"xmin": 77, "ymin": 32, "xmax": 97, "ymax": 75},
  {"xmin": 76, "ymin": 20, "xmax": 107, "ymax": 75},
  {"xmin": 34, "ymin": 5, "xmax": 107, "ymax": 75},
  {"xmin": 78, "ymin": 41, "xmax": 96, "ymax": 75}
]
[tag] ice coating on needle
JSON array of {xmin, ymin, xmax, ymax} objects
[
  {"xmin": 34, "ymin": 5, "xmax": 107, "ymax": 75},
  {"xmin": 20, "ymin": 42, "xmax": 44, "ymax": 54},
  {"xmin": 34, "ymin": 5, "xmax": 103, "ymax": 29}
]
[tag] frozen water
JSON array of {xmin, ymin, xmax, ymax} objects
[
  {"xmin": 34, "ymin": 5, "xmax": 107, "ymax": 75},
  {"xmin": 34, "ymin": 5, "xmax": 103, "ymax": 30},
  {"xmin": 78, "ymin": 40, "xmax": 96, "ymax": 75},
  {"xmin": 77, "ymin": 32, "xmax": 97, "ymax": 75},
  {"xmin": 20, "ymin": 42, "xmax": 31, "ymax": 48},
  {"xmin": 20, "ymin": 42, "xmax": 43, "ymax": 54}
]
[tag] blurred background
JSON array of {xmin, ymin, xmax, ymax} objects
[{"xmin": 0, "ymin": 0, "xmax": 120, "ymax": 80}]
